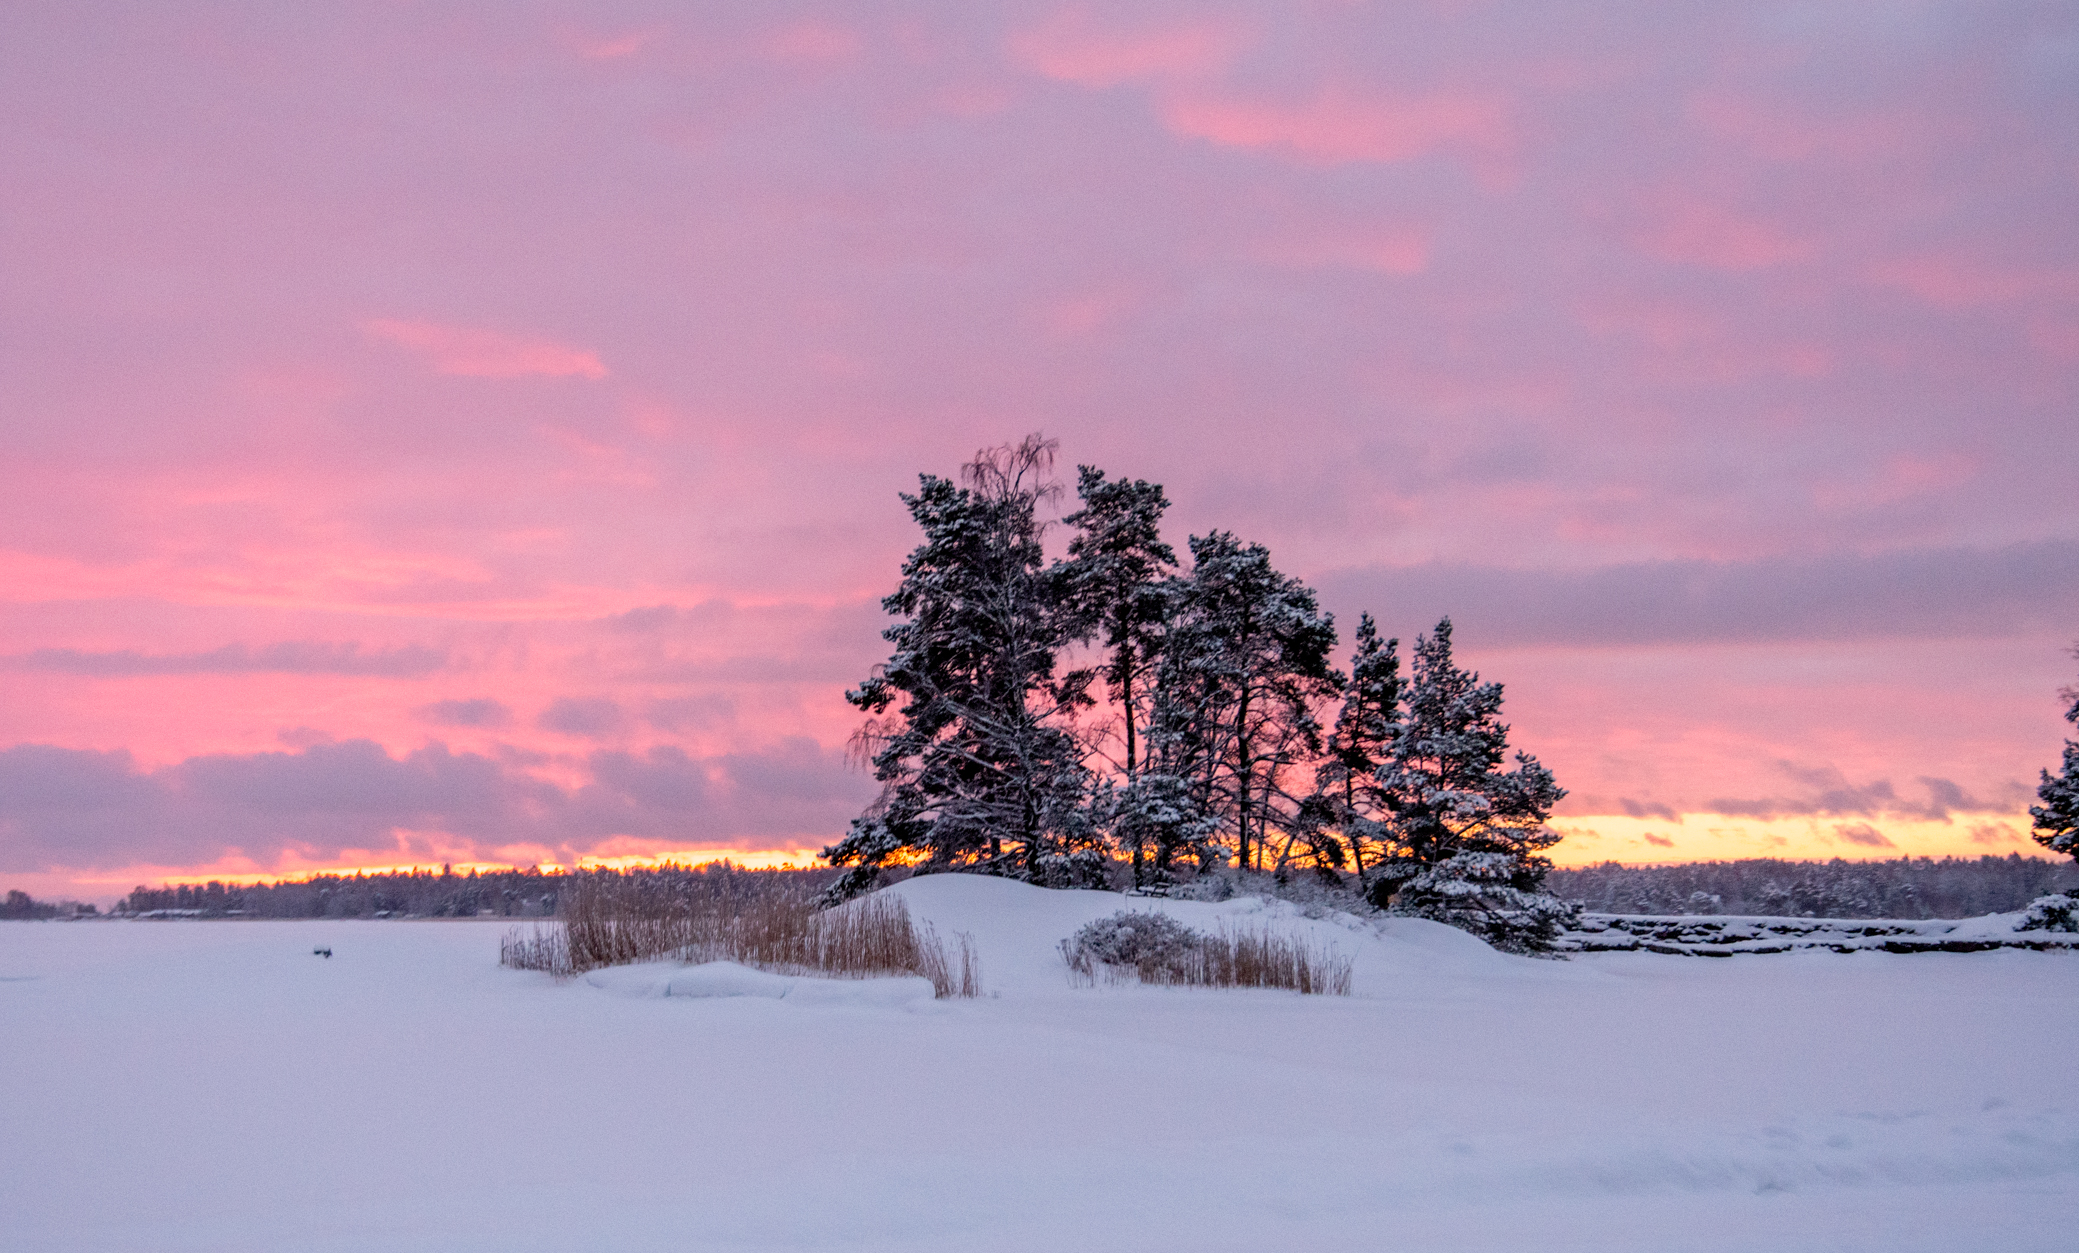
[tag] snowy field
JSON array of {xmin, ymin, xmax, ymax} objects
[{"xmin": 5, "ymin": 875, "xmax": 2076, "ymax": 1253}]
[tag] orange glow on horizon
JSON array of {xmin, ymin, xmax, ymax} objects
[
  {"xmin": 63, "ymin": 815, "xmax": 2048, "ymax": 900},
  {"xmin": 68, "ymin": 847, "xmax": 829, "ymax": 895}
]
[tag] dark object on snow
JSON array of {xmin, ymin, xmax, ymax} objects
[{"xmin": 313, "ymin": 947, "xmax": 332, "ymax": 958}]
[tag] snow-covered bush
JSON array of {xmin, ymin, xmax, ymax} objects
[
  {"xmin": 1066, "ymin": 910, "xmax": 1201, "ymax": 970},
  {"xmin": 2017, "ymin": 891, "xmax": 2079, "ymax": 933},
  {"xmin": 1393, "ymin": 851, "xmax": 1582, "ymax": 955},
  {"xmin": 1031, "ymin": 849, "xmax": 1114, "ymax": 890},
  {"xmin": 1167, "ymin": 873, "xmax": 1236, "ymax": 902},
  {"xmin": 1060, "ymin": 909, "xmax": 1351, "ymax": 994}
]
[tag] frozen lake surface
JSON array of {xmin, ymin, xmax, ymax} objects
[{"xmin": 5, "ymin": 875, "xmax": 2075, "ymax": 1252}]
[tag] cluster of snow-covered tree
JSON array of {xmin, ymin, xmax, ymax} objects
[
  {"xmin": 822, "ymin": 437, "xmax": 1575, "ymax": 952},
  {"xmin": 1550, "ymin": 854, "xmax": 2079, "ymax": 920}
]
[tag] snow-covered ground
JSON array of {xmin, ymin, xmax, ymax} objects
[{"xmin": 5, "ymin": 875, "xmax": 2074, "ymax": 1252}]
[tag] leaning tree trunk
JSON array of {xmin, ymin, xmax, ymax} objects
[{"xmin": 1233, "ymin": 686, "xmax": 1251, "ymax": 871}]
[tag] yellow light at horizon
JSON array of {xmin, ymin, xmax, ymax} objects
[
  {"xmin": 133, "ymin": 847, "xmax": 829, "ymax": 888},
  {"xmin": 1549, "ymin": 811, "xmax": 2042, "ymax": 866}
]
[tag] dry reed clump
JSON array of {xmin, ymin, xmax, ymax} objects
[
  {"xmin": 912, "ymin": 922, "xmax": 983, "ymax": 1000},
  {"xmin": 1060, "ymin": 909, "xmax": 1352, "ymax": 995},
  {"xmin": 500, "ymin": 868, "xmax": 980, "ymax": 998}
]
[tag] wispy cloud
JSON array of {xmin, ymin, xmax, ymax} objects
[
  {"xmin": 416, "ymin": 698, "xmax": 513, "ymax": 728},
  {"xmin": 1704, "ymin": 765, "xmax": 2016, "ymax": 824},
  {"xmin": 1010, "ymin": 10, "xmax": 1246, "ymax": 87},
  {"xmin": 538, "ymin": 697, "xmax": 630, "ymax": 738},
  {"xmin": 1322, "ymin": 541, "xmax": 2079, "ymax": 648},
  {"xmin": 569, "ymin": 26, "xmax": 665, "ymax": 62},
  {"xmin": 1832, "ymin": 822, "xmax": 1895, "ymax": 848},
  {"xmin": 365, "ymin": 320, "xmax": 607, "ymax": 379},
  {"xmin": 11, "ymin": 643, "xmax": 447, "ymax": 678},
  {"xmin": 1161, "ymin": 86, "xmax": 1512, "ymax": 167},
  {"xmin": 1621, "ymin": 798, "xmax": 1681, "ymax": 823}
]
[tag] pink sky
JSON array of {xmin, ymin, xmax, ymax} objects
[{"xmin": 3, "ymin": 2, "xmax": 2076, "ymax": 901}]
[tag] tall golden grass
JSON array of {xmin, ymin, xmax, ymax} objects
[
  {"xmin": 500, "ymin": 869, "xmax": 980, "ymax": 998},
  {"xmin": 1061, "ymin": 919, "xmax": 1352, "ymax": 995}
]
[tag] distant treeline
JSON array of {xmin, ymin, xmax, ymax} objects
[
  {"xmin": 111, "ymin": 862, "xmax": 842, "ymax": 920},
  {"xmin": 1549, "ymin": 854, "xmax": 2079, "ymax": 919},
  {"xmin": 10, "ymin": 853, "xmax": 2071, "ymax": 923},
  {"xmin": 2, "ymin": 889, "xmax": 96, "ymax": 919}
]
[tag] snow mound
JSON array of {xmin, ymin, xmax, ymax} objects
[
  {"xmin": 879, "ymin": 871, "xmax": 1555, "ymax": 997},
  {"xmin": 581, "ymin": 960, "xmax": 936, "ymax": 1007}
]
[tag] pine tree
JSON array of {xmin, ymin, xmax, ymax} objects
[
  {"xmin": 1155, "ymin": 532, "xmax": 1341, "ymax": 874},
  {"xmin": 1104, "ymin": 771, "xmax": 1222, "ymax": 892},
  {"xmin": 1306, "ymin": 613, "xmax": 1402, "ymax": 892},
  {"xmin": 1057, "ymin": 467, "xmax": 1177, "ymax": 777},
  {"xmin": 1136, "ymin": 662, "xmax": 1229, "ymax": 886},
  {"xmin": 2018, "ymin": 658, "xmax": 2077, "ymax": 932},
  {"xmin": 2030, "ymin": 665, "xmax": 2079, "ymax": 862},
  {"xmin": 1056, "ymin": 467, "xmax": 1178, "ymax": 884},
  {"xmin": 821, "ymin": 437, "xmax": 1100, "ymax": 901},
  {"xmin": 1368, "ymin": 618, "xmax": 1575, "ymax": 952}
]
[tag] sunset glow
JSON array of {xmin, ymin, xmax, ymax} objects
[{"xmin": 3, "ymin": 2, "xmax": 2074, "ymax": 902}]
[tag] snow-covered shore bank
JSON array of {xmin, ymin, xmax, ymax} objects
[
  {"xmin": 1565, "ymin": 908, "xmax": 2079, "ymax": 955},
  {"xmin": 4, "ymin": 875, "xmax": 2074, "ymax": 1251}
]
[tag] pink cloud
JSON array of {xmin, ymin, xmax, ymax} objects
[
  {"xmin": 1574, "ymin": 293, "xmax": 1833, "ymax": 381},
  {"xmin": 1631, "ymin": 196, "xmax": 1814, "ymax": 271},
  {"xmin": 2029, "ymin": 319, "xmax": 2079, "ymax": 360},
  {"xmin": 1253, "ymin": 224, "xmax": 1431, "ymax": 275},
  {"xmin": 568, "ymin": 27, "xmax": 665, "ymax": 62},
  {"xmin": 364, "ymin": 320, "xmax": 608, "ymax": 380},
  {"xmin": 1008, "ymin": 13, "xmax": 1510, "ymax": 175},
  {"xmin": 1869, "ymin": 254, "xmax": 2079, "ymax": 310},
  {"xmin": 1160, "ymin": 85, "xmax": 1511, "ymax": 167},
  {"xmin": 1686, "ymin": 91, "xmax": 1925, "ymax": 164},
  {"xmin": 1810, "ymin": 452, "xmax": 1978, "ymax": 513},
  {"xmin": 1042, "ymin": 285, "xmax": 1145, "ymax": 338},
  {"xmin": 1010, "ymin": 8, "xmax": 1247, "ymax": 87},
  {"xmin": 765, "ymin": 20, "xmax": 861, "ymax": 67}
]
